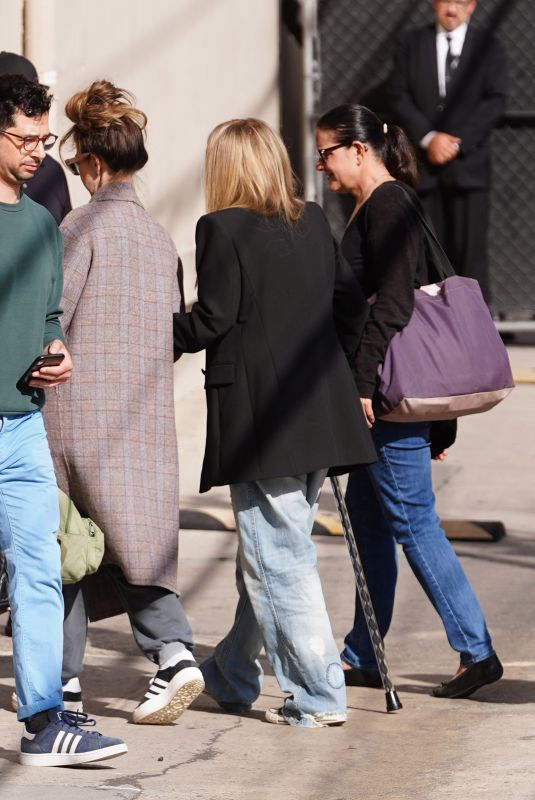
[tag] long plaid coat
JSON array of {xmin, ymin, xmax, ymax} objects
[{"xmin": 44, "ymin": 182, "xmax": 182, "ymax": 620}]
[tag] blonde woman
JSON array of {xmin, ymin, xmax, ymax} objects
[
  {"xmin": 173, "ymin": 118, "xmax": 376, "ymax": 727},
  {"xmin": 43, "ymin": 81, "xmax": 204, "ymax": 725}
]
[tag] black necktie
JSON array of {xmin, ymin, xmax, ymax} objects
[{"xmin": 445, "ymin": 35, "xmax": 457, "ymax": 94}]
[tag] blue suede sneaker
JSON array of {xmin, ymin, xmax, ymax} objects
[{"xmin": 20, "ymin": 709, "xmax": 128, "ymax": 767}]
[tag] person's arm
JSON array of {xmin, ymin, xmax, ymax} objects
[
  {"xmin": 451, "ymin": 38, "xmax": 508, "ymax": 158},
  {"xmin": 43, "ymin": 224, "xmax": 65, "ymax": 347},
  {"xmin": 430, "ymin": 419, "xmax": 457, "ymax": 459},
  {"xmin": 354, "ymin": 188, "xmax": 422, "ymax": 399},
  {"xmin": 177, "ymin": 257, "xmax": 186, "ymax": 314},
  {"xmin": 29, "ymin": 224, "xmax": 73, "ymax": 388},
  {"xmin": 389, "ymin": 32, "xmax": 434, "ymax": 143},
  {"xmin": 332, "ymin": 238, "xmax": 369, "ymax": 367},
  {"xmin": 173, "ymin": 257, "xmax": 186, "ymax": 363},
  {"xmin": 451, "ymin": 38, "xmax": 508, "ymax": 155},
  {"xmin": 173, "ymin": 214, "xmax": 241, "ymax": 358},
  {"xmin": 58, "ymin": 214, "xmax": 93, "ymax": 333}
]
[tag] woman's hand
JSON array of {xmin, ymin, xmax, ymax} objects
[
  {"xmin": 432, "ymin": 449, "xmax": 448, "ymax": 462},
  {"xmin": 360, "ymin": 397, "xmax": 375, "ymax": 428}
]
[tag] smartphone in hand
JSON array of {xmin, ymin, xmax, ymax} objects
[{"xmin": 19, "ymin": 353, "xmax": 65, "ymax": 388}]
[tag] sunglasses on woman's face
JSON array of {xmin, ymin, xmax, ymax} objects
[{"xmin": 64, "ymin": 153, "xmax": 90, "ymax": 176}]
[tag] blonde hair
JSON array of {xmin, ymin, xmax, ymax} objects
[
  {"xmin": 60, "ymin": 80, "xmax": 148, "ymax": 173},
  {"xmin": 204, "ymin": 118, "xmax": 304, "ymax": 223}
]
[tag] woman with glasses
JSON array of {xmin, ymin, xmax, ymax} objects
[
  {"xmin": 43, "ymin": 80, "xmax": 205, "ymax": 725},
  {"xmin": 315, "ymin": 103, "xmax": 502, "ymax": 700},
  {"xmin": 173, "ymin": 118, "xmax": 376, "ymax": 727}
]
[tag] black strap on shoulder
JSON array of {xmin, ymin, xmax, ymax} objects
[{"xmin": 391, "ymin": 183, "xmax": 456, "ymax": 282}]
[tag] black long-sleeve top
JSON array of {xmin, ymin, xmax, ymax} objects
[{"xmin": 341, "ymin": 180, "xmax": 428, "ymax": 397}]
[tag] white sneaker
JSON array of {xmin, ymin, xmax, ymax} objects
[
  {"xmin": 265, "ymin": 706, "xmax": 347, "ymax": 727},
  {"xmin": 11, "ymin": 677, "xmax": 83, "ymax": 714},
  {"xmin": 132, "ymin": 661, "xmax": 205, "ymax": 724}
]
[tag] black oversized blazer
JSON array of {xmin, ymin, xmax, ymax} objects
[
  {"xmin": 173, "ymin": 203, "xmax": 376, "ymax": 493},
  {"xmin": 389, "ymin": 24, "xmax": 508, "ymax": 191}
]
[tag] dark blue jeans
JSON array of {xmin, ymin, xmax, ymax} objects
[{"xmin": 342, "ymin": 420, "xmax": 494, "ymax": 669}]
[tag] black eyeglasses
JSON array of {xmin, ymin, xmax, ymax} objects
[
  {"xmin": 316, "ymin": 142, "xmax": 349, "ymax": 164},
  {"xmin": 64, "ymin": 153, "xmax": 90, "ymax": 176},
  {"xmin": 0, "ymin": 129, "xmax": 58, "ymax": 152},
  {"xmin": 317, "ymin": 141, "xmax": 368, "ymax": 163}
]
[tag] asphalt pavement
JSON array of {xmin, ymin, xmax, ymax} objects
[{"xmin": 0, "ymin": 342, "xmax": 533, "ymax": 800}]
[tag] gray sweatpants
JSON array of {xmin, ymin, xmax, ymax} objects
[{"xmin": 62, "ymin": 564, "xmax": 194, "ymax": 682}]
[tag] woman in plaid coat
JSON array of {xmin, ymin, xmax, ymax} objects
[{"xmin": 44, "ymin": 80, "xmax": 205, "ymax": 725}]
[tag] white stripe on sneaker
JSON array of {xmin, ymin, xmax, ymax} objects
[
  {"xmin": 61, "ymin": 732, "xmax": 74, "ymax": 753},
  {"xmin": 52, "ymin": 731, "xmax": 65, "ymax": 753},
  {"xmin": 69, "ymin": 734, "xmax": 82, "ymax": 753},
  {"xmin": 132, "ymin": 665, "xmax": 205, "ymax": 725}
]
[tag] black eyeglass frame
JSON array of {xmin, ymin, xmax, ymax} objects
[
  {"xmin": 0, "ymin": 129, "xmax": 58, "ymax": 152},
  {"xmin": 316, "ymin": 141, "xmax": 368, "ymax": 163},
  {"xmin": 316, "ymin": 142, "xmax": 350, "ymax": 163}
]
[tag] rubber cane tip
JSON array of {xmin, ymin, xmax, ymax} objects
[{"xmin": 385, "ymin": 690, "xmax": 403, "ymax": 712}]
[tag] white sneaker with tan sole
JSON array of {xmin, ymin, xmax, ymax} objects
[
  {"xmin": 265, "ymin": 706, "xmax": 347, "ymax": 727},
  {"xmin": 132, "ymin": 661, "xmax": 205, "ymax": 725}
]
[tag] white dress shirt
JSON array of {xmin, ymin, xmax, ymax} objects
[{"xmin": 420, "ymin": 22, "xmax": 469, "ymax": 149}]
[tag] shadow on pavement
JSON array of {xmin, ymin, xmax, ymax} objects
[
  {"xmin": 0, "ymin": 746, "xmax": 18, "ymax": 764},
  {"xmin": 399, "ymin": 674, "xmax": 535, "ymax": 704}
]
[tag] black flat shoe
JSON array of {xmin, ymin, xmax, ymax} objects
[
  {"xmin": 344, "ymin": 667, "xmax": 382, "ymax": 688},
  {"xmin": 202, "ymin": 689, "xmax": 252, "ymax": 715},
  {"xmin": 432, "ymin": 654, "xmax": 503, "ymax": 699}
]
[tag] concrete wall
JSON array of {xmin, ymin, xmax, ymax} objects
[
  {"xmin": 11, "ymin": 0, "xmax": 280, "ymax": 301},
  {"xmin": 0, "ymin": 0, "xmax": 23, "ymax": 51}
]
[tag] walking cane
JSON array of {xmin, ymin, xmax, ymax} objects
[{"xmin": 330, "ymin": 475, "xmax": 402, "ymax": 713}]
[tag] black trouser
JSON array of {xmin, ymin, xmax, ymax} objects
[{"xmin": 419, "ymin": 185, "xmax": 491, "ymax": 304}]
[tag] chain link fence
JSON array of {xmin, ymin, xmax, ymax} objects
[{"xmin": 317, "ymin": 0, "xmax": 535, "ymax": 317}]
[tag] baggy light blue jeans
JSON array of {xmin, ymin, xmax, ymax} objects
[
  {"xmin": 201, "ymin": 470, "xmax": 346, "ymax": 727},
  {"xmin": 342, "ymin": 420, "xmax": 494, "ymax": 671},
  {"xmin": 0, "ymin": 412, "xmax": 64, "ymax": 719}
]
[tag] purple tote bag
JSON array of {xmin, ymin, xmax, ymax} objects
[{"xmin": 374, "ymin": 187, "xmax": 514, "ymax": 422}]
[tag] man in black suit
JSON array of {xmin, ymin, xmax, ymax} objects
[{"xmin": 389, "ymin": 0, "xmax": 508, "ymax": 304}]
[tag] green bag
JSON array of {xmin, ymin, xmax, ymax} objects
[{"xmin": 57, "ymin": 489, "xmax": 105, "ymax": 584}]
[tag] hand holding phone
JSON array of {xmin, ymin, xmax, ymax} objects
[
  {"xmin": 19, "ymin": 340, "xmax": 73, "ymax": 389},
  {"xmin": 20, "ymin": 353, "xmax": 65, "ymax": 388}
]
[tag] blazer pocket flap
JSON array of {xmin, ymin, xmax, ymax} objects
[{"xmin": 204, "ymin": 363, "xmax": 235, "ymax": 387}]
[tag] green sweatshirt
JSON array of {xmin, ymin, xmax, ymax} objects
[{"xmin": 0, "ymin": 193, "xmax": 64, "ymax": 414}]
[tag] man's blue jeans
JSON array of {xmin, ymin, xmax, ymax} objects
[
  {"xmin": 201, "ymin": 471, "xmax": 346, "ymax": 727},
  {"xmin": 0, "ymin": 412, "xmax": 64, "ymax": 719},
  {"xmin": 342, "ymin": 420, "xmax": 494, "ymax": 670}
]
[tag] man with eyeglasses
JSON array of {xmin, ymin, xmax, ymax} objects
[
  {"xmin": 389, "ymin": 0, "xmax": 508, "ymax": 307},
  {"xmin": 0, "ymin": 51, "xmax": 72, "ymax": 225},
  {"xmin": 0, "ymin": 73, "xmax": 127, "ymax": 765}
]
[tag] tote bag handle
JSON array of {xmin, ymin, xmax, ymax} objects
[{"xmin": 392, "ymin": 183, "xmax": 456, "ymax": 283}]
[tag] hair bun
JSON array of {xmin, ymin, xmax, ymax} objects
[{"xmin": 65, "ymin": 79, "xmax": 147, "ymax": 132}]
